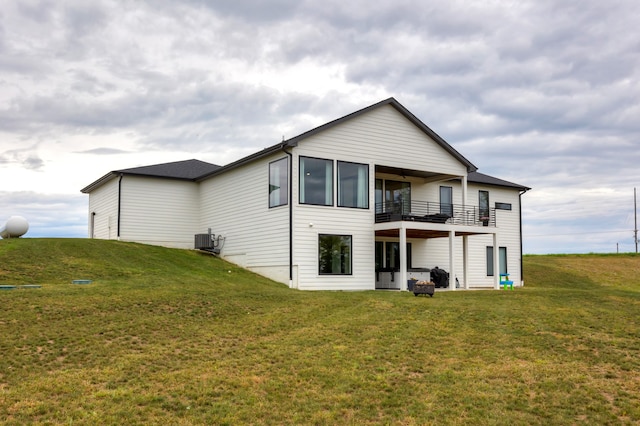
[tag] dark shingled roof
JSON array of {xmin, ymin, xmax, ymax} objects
[
  {"xmin": 80, "ymin": 159, "xmax": 221, "ymax": 193},
  {"xmin": 115, "ymin": 159, "xmax": 221, "ymax": 179},
  {"xmin": 467, "ymin": 171, "xmax": 530, "ymax": 191}
]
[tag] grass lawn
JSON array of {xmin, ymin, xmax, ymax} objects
[{"xmin": 1, "ymin": 239, "xmax": 639, "ymax": 425}]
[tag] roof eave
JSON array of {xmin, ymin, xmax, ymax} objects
[
  {"xmin": 80, "ymin": 172, "xmax": 118, "ymax": 193},
  {"xmin": 196, "ymin": 141, "xmax": 296, "ymax": 181},
  {"xmin": 81, "ymin": 170, "xmax": 201, "ymax": 194},
  {"xmin": 114, "ymin": 172, "xmax": 199, "ymax": 182},
  {"xmin": 466, "ymin": 172, "xmax": 531, "ymax": 191}
]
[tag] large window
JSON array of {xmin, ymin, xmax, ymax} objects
[
  {"xmin": 269, "ymin": 157, "xmax": 288, "ymax": 208},
  {"xmin": 300, "ymin": 157, "xmax": 333, "ymax": 206},
  {"xmin": 479, "ymin": 190, "xmax": 490, "ymax": 219},
  {"xmin": 338, "ymin": 161, "xmax": 369, "ymax": 209},
  {"xmin": 319, "ymin": 234, "xmax": 352, "ymax": 275},
  {"xmin": 495, "ymin": 202, "xmax": 512, "ymax": 211},
  {"xmin": 440, "ymin": 186, "xmax": 453, "ymax": 216},
  {"xmin": 486, "ymin": 246, "xmax": 507, "ymax": 276}
]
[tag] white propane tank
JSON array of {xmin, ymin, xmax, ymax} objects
[{"xmin": 0, "ymin": 216, "xmax": 29, "ymax": 239}]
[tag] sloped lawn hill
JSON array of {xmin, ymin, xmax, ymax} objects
[{"xmin": 1, "ymin": 239, "xmax": 639, "ymax": 425}]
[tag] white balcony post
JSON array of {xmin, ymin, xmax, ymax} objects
[
  {"xmin": 462, "ymin": 175, "xmax": 468, "ymax": 207},
  {"xmin": 449, "ymin": 230, "xmax": 456, "ymax": 291},
  {"xmin": 463, "ymin": 235, "xmax": 469, "ymax": 289},
  {"xmin": 400, "ymin": 223, "xmax": 408, "ymax": 291},
  {"xmin": 493, "ymin": 233, "xmax": 500, "ymax": 289},
  {"xmin": 461, "ymin": 175, "xmax": 468, "ymax": 226}
]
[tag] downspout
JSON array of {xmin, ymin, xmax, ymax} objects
[
  {"xmin": 281, "ymin": 144, "xmax": 294, "ymax": 288},
  {"xmin": 519, "ymin": 188, "xmax": 530, "ymax": 285},
  {"xmin": 117, "ymin": 173, "xmax": 123, "ymax": 239}
]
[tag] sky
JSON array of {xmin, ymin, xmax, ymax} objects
[{"xmin": 1, "ymin": 0, "xmax": 639, "ymax": 254}]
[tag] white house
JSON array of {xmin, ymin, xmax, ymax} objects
[{"xmin": 81, "ymin": 98, "xmax": 530, "ymax": 291}]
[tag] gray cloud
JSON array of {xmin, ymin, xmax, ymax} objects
[
  {"xmin": 0, "ymin": 190, "xmax": 87, "ymax": 238},
  {"xmin": 0, "ymin": 0, "xmax": 639, "ymax": 253},
  {"xmin": 0, "ymin": 145, "xmax": 45, "ymax": 171},
  {"xmin": 76, "ymin": 147, "xmax": 130, "ymax": 155},
  {"xmin": 185, "ymin": 0, "xmax": 301, "ymax": 22},
  {"xmin": 23, "ymin": 155, "xmax": 44, "ymax": 170}
]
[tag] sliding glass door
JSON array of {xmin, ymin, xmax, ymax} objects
[{"xmin": 384, "ymin": 180, "xmax": 411, "ymax": 214}]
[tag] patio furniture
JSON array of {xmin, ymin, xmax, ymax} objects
[{"xmin": 500, "ymin": 273, "xmax": 514, "ymax": 290}]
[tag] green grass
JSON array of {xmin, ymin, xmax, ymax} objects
[{"xmin": 1, "ymin": 239, "xmax": 639, "ymax": 425}]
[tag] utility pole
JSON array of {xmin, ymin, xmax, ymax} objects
[{"xmin": 635, "ymin": 187, "xmax": 638, "ymax": 253}]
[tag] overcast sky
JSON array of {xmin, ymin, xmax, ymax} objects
[{"xmin": 1, "ymin": 0, "xmax": 639, "ymax": 254}]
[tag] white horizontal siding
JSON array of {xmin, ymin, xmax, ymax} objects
[
  {"xmin": 119, "ymin": 177, "xmax": 199, "ymax": 248},
  {"xmin": 295, "ymin": 104, "xmax": 467, "ymax": 177},
  {"xmin": 88, "ymin": 178, "xmax": 119, "ymax": 240},
  {"xmin": 465, "ymin": 185, "xmax": 523, "ymax": 287},
  {"xmin": 294, "ymin": 204, "xmax": 375, "ymax": 290},
  {"xmin": 200, "ymin": 153, "xmax": 290, "ymax": 284}
]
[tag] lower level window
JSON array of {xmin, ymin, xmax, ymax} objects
[
  {"xmin": 486, "ymin": 246, "xmax": 507, "ymax": 276},
  {"xmin": 319, "ymin": 234, "xmax": 352, "ymax": 275}
]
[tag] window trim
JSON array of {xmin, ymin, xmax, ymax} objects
[
  {"xmin": 299, "ymin": 156, "xmax": 334, "ymax": 207},
  {"xmin": 486, "ymin": 246, "xmax": 493, "ymax": 276},
  {"xmin": 268, "ymin": 157, "xmax": 289, "ymax": 208},
  {"xmin": 500, "ymin": 247, "xmax": 508, "ymax": 276},
  {"xmin": 318, "ymin": 234, "xmax": 353, "ymax": 276},
  {"xmin": 337, "ymin": 160, "xmax": 369, "ymax": 209},
  {"xmin": 479, "ymin": 190, "xmax": 490, "ymax": 217},
  {"xmin": 486, "ymin": 246, "xmax": 507, "ymax": 276}
]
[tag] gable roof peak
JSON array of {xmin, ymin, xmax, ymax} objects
[{"xmin": 282, "ymin": 97, "xmax": 477, "ymax": 173}]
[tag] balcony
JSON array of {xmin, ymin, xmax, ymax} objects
[{"xmin": 375, "ymin": 200, "xmax": 496, "ymax": 227}]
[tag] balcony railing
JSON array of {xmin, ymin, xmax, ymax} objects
[{"xmin": 375, "ymin": 200, "xmax": 496, "ymax": 227}]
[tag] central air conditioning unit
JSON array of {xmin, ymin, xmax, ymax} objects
[{"xmin": 194, "ymin": 229, "xmax": 224, "ymax": 254}]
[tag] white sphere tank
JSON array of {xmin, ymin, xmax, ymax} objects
[{"xmin": 1, "ymin": 216, "xmax": 29, "ymax": 239}]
